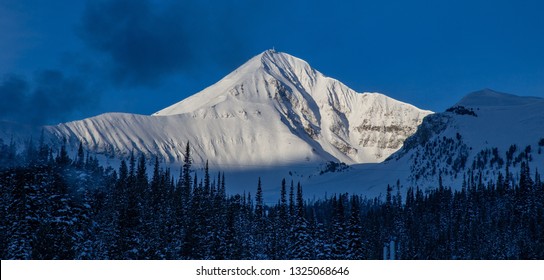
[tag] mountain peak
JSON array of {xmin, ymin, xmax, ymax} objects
[
  {"xmin": 258, "ymin": 49, "xmax": 313, "ymax": 75},
  {"xmin": 149, "ymin": 50, "xmax": 431, "ymax": 164},
  {"xmin": 153, "ymin": 50, "xmax": 318, "ymax": 116},
  {"xmin": 456, "ymin": 88, "xmax": 543, "ymax": 107},
  {"xmin": 259, "ymin": 48, "xmax": 293, "ymax": 59},
  {"xmin": 262, "ymin": 48, "xmax": 278, "ymax": 55},
  {"xmin": 260, "ymin": 49, "xmax": 285, "ymax": 63},
  {"xmin": 245, "ymin": 49, "xmax": 303, "ymax": 67}
]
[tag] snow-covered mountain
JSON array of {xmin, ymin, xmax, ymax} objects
[
  {"xmin": 44, "ymin": 50, "xmax": 431, "ymax": 171},
  {"xmin": 2, "ymin": 51, "xmax": 541, "ymax": 201},
  {"xmin": 312, "ymin": 89, "xmax": 544, "ymax": 198},
  {"xmin": 399, "ymin": 88, "xmax": 544, "ymax": 186}
]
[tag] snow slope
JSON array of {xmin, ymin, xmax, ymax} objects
[
  {"xmin": 45, "ymin": 50, "xmax": 431, "ymax": 171},
  {"xmin": 311, "ymin": 89, "xmax": 544, "ymax": 199}
]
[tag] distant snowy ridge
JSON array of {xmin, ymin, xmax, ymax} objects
[
  {"xmin": 45, "ymin": 50, "xmax": 432, "ymax": 169},
  {"xmin": 456, "ymin": 88, "xmax": 543, "ymax": 107}
]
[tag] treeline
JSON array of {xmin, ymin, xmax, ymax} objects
[
  {"xmin": 0, "ymin": 140, "xmax": 543, "ymax": 259},
  {"xmin": 361, "ymin": 164, "xmax": 544, "ymax": 259}
]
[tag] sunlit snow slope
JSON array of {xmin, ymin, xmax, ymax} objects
[{"xmin": 47, "ymin": 50, "xmax": 430, "ymax": 170}]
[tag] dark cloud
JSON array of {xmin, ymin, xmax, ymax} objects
[
  {"xmin": 0, "ymin": 74, "xmax": 27, "ymax": 117},
  {"xmin": 79, "ymin": 0, "xmax": 256, "ymax": 87},
  {"xmin": 0, "ymin": 70, "xmax": 99, "ymax": 125}
]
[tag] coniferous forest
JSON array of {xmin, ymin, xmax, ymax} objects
[{"xmin": 1, "ymin": 138, "xmax": 544, "ymax": 260}]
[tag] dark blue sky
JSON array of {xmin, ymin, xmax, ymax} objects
[{"xmin": 1, "ymin": 0, "xmax": 544, "ymax": 125}]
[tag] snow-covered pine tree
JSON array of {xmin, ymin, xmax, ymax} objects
[
  {"xmin": 289, "ymin": 183, "xmax": 314, "ymax": 259},
  {"xmin": 346, "ymin": 195, "xmax": 365, "ymax": 259},
  {"xmin": 331, "ymin": 193, "xmax": 348, "ymax": 259}
]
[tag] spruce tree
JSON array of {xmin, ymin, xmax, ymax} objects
[
  {"xmin": 289, "ymin": 181, "xmax": 295, "ymax": 218},
  {"xmin": 346, "ymin": 195, "xmax": 365, "ymax": 259},
  {"xmin": 289, "ymin": 182, "xmax": 313, "ymax": 259},
  {"xmin": 255, "ymin": 178, "xmax": 264, "ymax": 219},
  {"xmin": 254, "ymin": 177, "xmax": 266, "ymax": 258},
  {"xmin": 331, "ymin": 193, "xmax": 347, "ymax": 259},
  {"xmin": 204, "ymin": 160, "xmax": 210, "ymax": 196},
  {"xmin": 75, "ymin": 142, "xmax": 85, "ymax": 169},
  {"xmin": 56, "ymin": 142, "xmax": 71, "ymax": 167}
]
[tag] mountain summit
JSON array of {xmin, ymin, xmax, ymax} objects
[
  {"xmin": 150, "ymin": 50, "xmax": 432, "ymax": 164},
  {"xmin": 45, "ymin": 50, "xmax": 431, "ymax": 172},
  {"xmin": 154, "ymin": 50, "xmax": 323, "ymax": 116}
]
